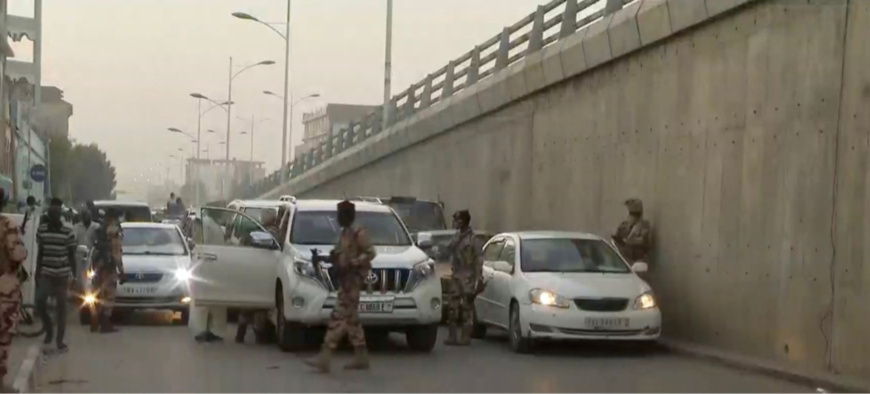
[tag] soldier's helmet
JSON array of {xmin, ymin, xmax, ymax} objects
[
  {"xmin": 452, "ymin": 210, "xmax": 471, "ymax": 224},
  {"xmin": 624, "ymin": 198, "xmax": 644, "ymax": 215}
]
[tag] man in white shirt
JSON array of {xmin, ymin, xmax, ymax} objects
[{"xmin": 72, "ymin": 210, "xmax": 99, "ymax": 285}]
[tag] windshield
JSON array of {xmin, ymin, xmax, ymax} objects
[
  {"xmin": 122, "ymin": 227, "xmax": 187, "ymax": 256},
  {"xmin": 387, "ymin": 201, "xmax": 446, "ymax": 233},
  {"xmin": 290, "ymin": 210, "xmax": 412, "ymax": 246},
  {"xmin": 521, "ymin": 238, "xmax": 631, "ymax": 274}
]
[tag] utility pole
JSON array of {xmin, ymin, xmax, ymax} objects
[
  {"xmin": 280, "ymin": 0, "xmax": 292, "ymax": 180},
  {"xmin": 225, "ymin": 56, "xmax": 233, "ymax": 199},
  {"xmin": 382, "ymin": 0, "xmax": 393, "ymax": 127}
]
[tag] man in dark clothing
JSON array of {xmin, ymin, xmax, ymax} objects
[{"xmin": 35, "ymin": 198, "xmax": 77, "ymax": 353}]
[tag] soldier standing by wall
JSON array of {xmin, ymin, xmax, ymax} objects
[
  {"xmin": 305, "ymin": 200, "xmax": 376, "ymax": 373},
  {"xmin": 444, "ymin": 210, "xmax": 485, "ymax": 346},
  {"xmin": 90, "ymin": 208, "xmax": 126, "ymax": 333},
  {"xmin": 612, "ymin": 198, "xmax": 653, "ymax": 268},
  {"xmin": 0, "ymin": 188, "xmax": 27, "ymax": 391}
]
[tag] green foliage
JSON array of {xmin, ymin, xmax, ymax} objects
[{"xmin": 49, "ymin": 135, "xmax": 116, "ymax": 206}]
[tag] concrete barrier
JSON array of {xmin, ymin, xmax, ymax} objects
[{"xmin": 12, "ymin": 345, "xmax": 43, "ymax": 393}]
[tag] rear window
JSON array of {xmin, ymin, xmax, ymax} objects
[
  {"xmin": 387, "ymin": 201, "xmax": 446, "ymax": 233},
  {"xmin": 290, "ymin": 210, "xmax": 411, "ymax": 246}
]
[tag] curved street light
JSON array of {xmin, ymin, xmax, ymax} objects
[
  {"xmin": 234, "ymin": 2, "xmax": 293, "ymax": 180},
  {"xmin": 264, "ymin": 92, "xmax": 319, "ymax": 161}
]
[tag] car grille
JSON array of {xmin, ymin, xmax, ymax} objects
[
  {"xmin": 124, "ymin": 272, "xmax": 163, "ymax": 283},
  {"xmin": 324, "ymin": 267, "xmax": 411, "ymax": 293},
  {"xmin": 573, "ymin": 298, "xmax": 629, "ymax": 312}
]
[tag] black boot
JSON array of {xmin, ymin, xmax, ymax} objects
[{"xmin": 235, "ymin": 324, "xmax": 247, "ymax": 344}]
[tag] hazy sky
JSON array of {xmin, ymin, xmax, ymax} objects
[{"xmin": 8, "ymin": 0, "xmax": 565, "ymax": 200}]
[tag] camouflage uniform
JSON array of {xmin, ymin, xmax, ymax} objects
[
  {"xmin": 306, "ymin": 200, "xmax": 376, "ymax": 373},
  {"xmin": 613, "ymin": 198, "xmax": 653, "ymax": 264},
  {"xmin": 0, "ymin": 215, "xmax": 26, "ymax": 387},
  {"xmin": 90, "ymin": 216, "xmax": 125, "ymax": 333},
  {"xmin": 445, "ymin": 225, "xmax": 484, "ymax": 345}
]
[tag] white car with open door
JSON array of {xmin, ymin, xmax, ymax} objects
[
  {"xmin": 192, "ymin": 200, "xmax": 442, "ymax": 353},
  {"xmin": 472, "ymin": 231, "xmax": 661, "ymax": 353}
]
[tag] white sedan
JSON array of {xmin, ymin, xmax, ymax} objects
[
  {"xmin": 81, "ymin": 222, "xmax": 194, "ymax": 324},
  {"xmin": 473, "ymin": 231, "xmax": 660, "ymax": 353}
]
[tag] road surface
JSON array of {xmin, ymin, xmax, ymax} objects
[{"xmin": 35, "ymin": 310, "xmax": 813, "ymax": 393}]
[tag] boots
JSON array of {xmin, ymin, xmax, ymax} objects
[
  {"xmin": 457, "ymin": 325, "xmax": 472, "ymax": 346},
  {"xmin": 89, "ymin": 309, "xmax": 99, "ymax": 333},
  {"xmin": 344, "ymin": 346, "xmax": 370, "ymax": 370},
  {"xmin": 235, "ymin": 324, "xmax": 247, "ymax": 343},
  {"xmin": 99, "ymin": 314, "xmax": 118, "ymax": 333},
  {"xmin": 443, "ymin": 325, "xmax": 459, "ymax": 346},
  {"xmin": 303, "ymin": 346, "xmax": 333, "ymax": 374}
]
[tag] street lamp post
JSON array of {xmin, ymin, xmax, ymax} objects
[
  {"xmin": 189, "ymin": 94, "xmax": 231, "ymax": 206},
  {"xmin": 264, "ymin": 91, "xmax": 318, "ymax": 170},
  {"xmin": 383, "ymin": 0, "xmax": 393, "ymax": 127},
  {"xmin": 233, "ymin": 3, "xmax": 292, "ymax": 180}
]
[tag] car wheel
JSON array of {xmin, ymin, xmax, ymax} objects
[
  {"xmin": 471, "ymin": 308, "xmax": 487, "ymax": 339},
  {"xmin": 79, "ymin": 308, "xmax": 92, "ymax": 326},
  {"xmin": 405, "ymin": 324, "xmax": 438, "ymax": 352},
  {"xmin": 275, "ymin": 290, "xmax": 305, "ymax": 352},
  {"xmin": 509, "ymin": 302, "xmax": 532, "ymax": 354}
]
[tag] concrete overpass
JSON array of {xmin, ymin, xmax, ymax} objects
[{"xmin": 246, "ymin": 0, "xmax": 870, "ymax": 387}]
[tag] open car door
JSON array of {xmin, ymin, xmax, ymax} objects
[{"xmin": 194, "ymin": 207, "xmax": 280, "ymax": 308}]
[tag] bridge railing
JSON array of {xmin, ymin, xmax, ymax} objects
[{"xmin": 242, "ymin": 0, "xmax": 633, "ymax": 199}]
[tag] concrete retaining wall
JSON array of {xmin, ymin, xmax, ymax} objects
[{"xmin": 262, "ymin": 0, "xmax": 870, "ymax": 382}]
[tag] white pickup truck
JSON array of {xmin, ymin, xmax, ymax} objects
[{"xmin": 191, "ymin": 199, "xmax": 442, "ymax": 352}]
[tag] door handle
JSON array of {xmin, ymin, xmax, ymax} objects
[{"xmin": 199, "ymin": 252, "xmax": 218, "ymax": 261}]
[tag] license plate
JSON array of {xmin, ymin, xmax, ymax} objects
[
  {"xmin": 123, "ymin": 287, "xmax": 156, "ymax": 295},
  {"xmin": 359, "ymin": 302, "xmax": 393, "ymax": 313},
  {"xmin": 585, "ymin": 317, "xmax": 629, "ymax": 329}
]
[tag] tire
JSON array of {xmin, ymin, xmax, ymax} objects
[
  {"xmin": 15, "ymin": 304, "xmax": 44, "ymax": 338},
  {"xmin": 471, "ymin": 308, "xmax": 487, "ymax": 339},
  {"xmin": 275, "ymin": 287, "xmax": 305, "ymax": 352},
  {"xmin": 405, "ymin": 324, "xmax": 438, "ymax": 352},
  {"xmin": 509, "ymin": 302, "xmax": 533, "ymax": 354},
  {"xmin": 79, "ymin": 308, "xmax": 92, "ymax": 326}
]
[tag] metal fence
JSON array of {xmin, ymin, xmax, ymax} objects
[{"xmin": 241, "ymin": 0, "xmax": 633, "ymax": 199}]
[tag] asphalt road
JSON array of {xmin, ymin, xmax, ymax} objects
[{"xmin": 36, "ymin": 310, "xmax": 814, "ymax": 393}]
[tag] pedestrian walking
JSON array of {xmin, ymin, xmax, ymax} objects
[
  {"xmin": 444, "ymin": 210, "xmax": 485, "ymax": 346},
  {"xmin": 0, "ymin": 188, "xmax": 27, "ymax": 391},
  {"xmin": 89, "ymin": 208, "xmax": 125, "ymax": 333},
  {"xmin": 35, "ymin": 198, "xmax": 76, "ymax": 353},
  {"xmin": 305, "ymin": 200, "xmax": 376, "ymax": 373}
]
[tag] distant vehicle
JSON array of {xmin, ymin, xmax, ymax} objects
[
  {"xmin": 472, "ymin": 231, "xmax": 660, "ymax": 353},
  {"xmin": 351, "ymin": 196, "xmax": 446, "ymax": 238},
  {"xmin": 80, "ymin": 222, "xmax": 193, "ymax": 324},
  {"xmin": 92, "ymin": 200, "xmax": 153, "ymax": 223}
]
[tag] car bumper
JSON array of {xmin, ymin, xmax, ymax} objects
[
  {"xmin": 521, "ymin": 303, "xmax": 662, "ymax": 341},
  {"xmin": 82, "ymin": 281, "xmax": 191, "ymax": 310},
  {"xmin": 283, "ymin": 276, "xmax": 442, "ymax": 327}
]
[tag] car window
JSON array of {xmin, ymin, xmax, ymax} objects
[
  {"xmin": 200, "ymin": 208, "xmax": 259, "ymax": 246},
  {"xmin": 290, "ymin": 210, "xmax": 412, "ymax": 246},
  {"xmin": 243, "ymin": 207, "xmax": 278, "ymax": 224},
  {"xmin": 499, "ymin": 239, "xmax": 516, "ymax": 266},
  {"xmin": 520, "ymin": 238, "xmax": 631, "ymax": 274},
  {"xmin": 387, "ymin": 201, "xmax": 446, "ymax": 233},
  {"xmin": 122, "ymin": 227, "xmax": 187, "ymax": 256},
  {"xmin": 232, "ymin": 214, "xmax": 261, "ymax": 245},
  {"xmin": 482, "ymin": 239, "xmax": 505, "ymax": 262}
]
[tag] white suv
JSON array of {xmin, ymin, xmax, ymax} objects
[{"xmin": 192, "ymin": 199, "xmax": 442, "ymax": 352}]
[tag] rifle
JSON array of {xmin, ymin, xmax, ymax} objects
[{"xmin": 311, "ymin": 249, "xmax": 340, "ymax": 282}]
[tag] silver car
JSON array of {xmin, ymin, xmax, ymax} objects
[{"xmin": 80, "ymin": 222, "xmax": 193, "ymax": 324}]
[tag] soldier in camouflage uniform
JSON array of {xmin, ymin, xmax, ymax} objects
[
  {"xmin": 305, "ymin": 200, "xmax": 376, "ymax": 373},
  {"xmin": 444, "ymin": 210, "xmax": 485, "ymax": 346},
  {"xmin": 90, "ymin": 208, "xmax": 126, "ymax": 333},
  {"xmin": 612, "ymin": 198, "xmax": 653, "ymax": 265},
  {"xmin": 0, "ymin": 188, "xmax": 27, "ymax": 391}
]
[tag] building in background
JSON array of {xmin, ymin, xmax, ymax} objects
[
  {"xmin": 0, "ymin": 0, "xmax": 15, "ymax": 193},
  {"xmin": 35, "ymin": 86, "xmax": 72, "ymax": 138},
  {"xmin": 184, "ymin": 158, "xmax": 265, "ymax": 203},
  {"xmin": 297, "ymin": 103, "xmax": 378, "ymax": 158}
]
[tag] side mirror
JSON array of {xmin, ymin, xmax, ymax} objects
[
  {"xmin": 249, "ymin": 231, "xmax": 278, "ymax": 249},
  {"xmin": 631, "ymin": 262, "xmax": 648, "ymax": 273},
  {"xmin": 416, "ymin": 232, "xmax": 433, "ymax": 248}
]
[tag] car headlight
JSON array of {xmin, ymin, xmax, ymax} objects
[
  {"xmin": 413, "ymin": 259, "xmax": 435, "ymax": 278},
  {"xmin": 86, "ymin": 269, "xmax": 95, "ymax": 279},
  {"xmin": 634, "ymin": 291, "xmax": 656, "ymax": 310},
  {"xmin": 293, "ymin": 259, "xmax": 319, "ymax": 279},
  {"xmin": 174, "ymin": 268, "xmax": 192, "ymax": 282},
  {"xmin": 529, "ymin": 288, "xmax": 571, "ymax": 308}
]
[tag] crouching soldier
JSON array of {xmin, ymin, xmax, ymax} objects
[
  {"xmin": 612, "ymin": 198, "xmax": 653, "ymax": 275},
  {"xmin": 444, "ymin": 210, "xmax": 485, "ymax": 346},
  {"xmin": 305, "ymin": 200, "xmax": 376, "ymax": 373},
  {"xmin": 90, "ymin": 208, "xmax": 126, "ymax": 333}
]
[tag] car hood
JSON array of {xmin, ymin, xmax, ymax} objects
[
  {"xmin": 121, "ymin": 254, "xmax": 192, "ymax": 273},
  {"xmin": 522, "ymin": 272, "xmax": 650, "ymax": 299},
  {"xmin": 290, "ymin": 244, "xmax": 429, "ymax": 268}
]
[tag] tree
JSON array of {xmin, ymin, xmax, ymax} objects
[{"xmin": 49, "ymin": 135, "xmax": 116, "ymax": 206}]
